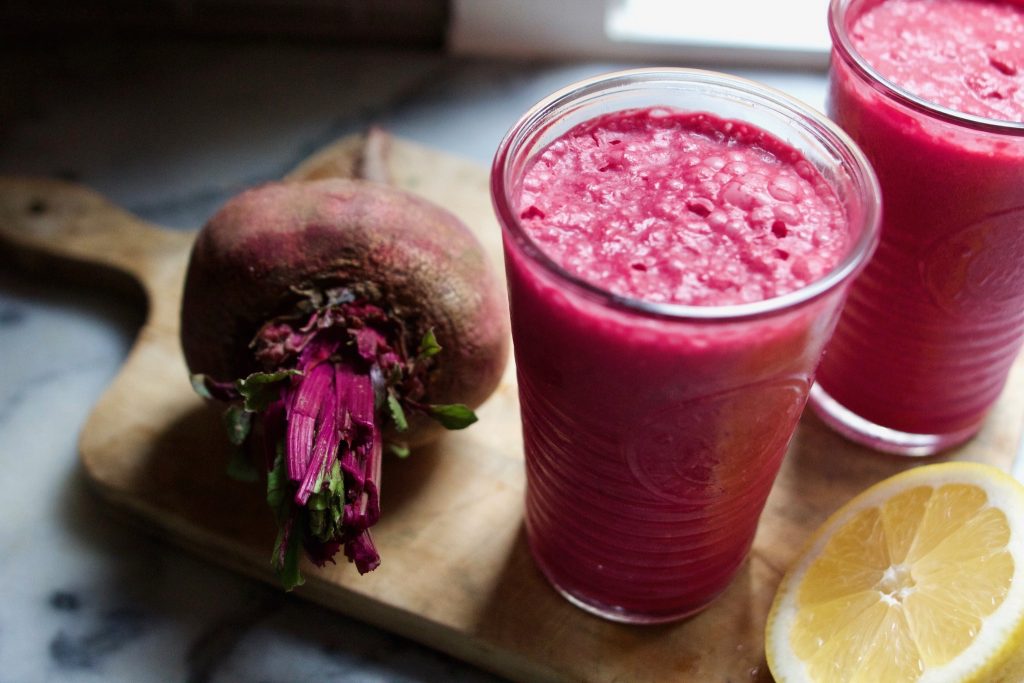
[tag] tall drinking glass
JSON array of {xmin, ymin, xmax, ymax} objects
[
  {"xmin": 492, "ymin": 69, "xmax": 881, "ymax": 623},
  {"xmin": 812, "ymin": 0, "xmax": 1024, "ymax": 455}
]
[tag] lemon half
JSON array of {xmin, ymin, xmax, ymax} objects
[{"xmin": 766, "ymin": 462, "xmax": 1024, "ymax": 683}]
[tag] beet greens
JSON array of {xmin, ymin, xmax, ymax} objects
[{"xmin": 193, "ymin": 287, "xmax": 476, "ymax": 589}]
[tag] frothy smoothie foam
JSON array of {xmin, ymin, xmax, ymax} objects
[
  {"xmin": 517, "ymin": 109, "xmax": 848, "ymax": 306},
  {"xmin": 850, "ymin": 0, "xmax": 1024, "ymax": 122},
  {"xmin": 501, "ymin": 102, "xmax": 866, "ymax": 621}
]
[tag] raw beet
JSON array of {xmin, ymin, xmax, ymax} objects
[
  {"xmin": 180, "ymin": 177, "xmax": 509, "ymax": 586},
  {"xmin": 182, "ymin": 178, "xmax": 509, "ymax": 443}
]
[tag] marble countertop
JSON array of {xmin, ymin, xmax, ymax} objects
[{"xmin": 0, "ymin": 39, "xmax": 828, "ymax": 682}]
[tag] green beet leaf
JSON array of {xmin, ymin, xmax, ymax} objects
[
  {"xmin": 417, "ymin": 328, "xmax": 442, "ymax": 359},
  {"xmin": 237, "ymin": 369, "xmax": 301, "ymax": 412},
  {"xmin": 305, "ymin": 461, "xmax": 346, "ymax": 543},
  {"xmin": 223, "ymin": 404, "xmax": 252, "ymax": 446},
  {"xmin": 387, "ymin": 393, "xmax": 408, "ymax": 432},
  {"xmin": 427, "ymin": 403, "xmax": 478, "ymax": 430},
  {"xmin": 266, "ymin": 447, "xmax": 290, "ymax": 522},
  {"xmin": 272, "ymin": 521, "xmax": 305, "ymax": 591},
  {"xmin": 388, "ymin": 442, "xmax": 411, "ymax": 458}
]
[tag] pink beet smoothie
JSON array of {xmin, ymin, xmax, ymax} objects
[
  {"xmin": 517, "ymin": 109, "xmax": 848, "ymax": 306},
  {"xmin": 815, "ymin": 0, "xmax": 1024, "ymax": 448},
  {"xmin": 503, "ymin": 108, "xmax": 854, "ymax": 621}
]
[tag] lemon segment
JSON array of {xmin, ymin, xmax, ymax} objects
[{"xmin": 766, "ymin": 462, "xmax": 1024, "ymax": 683}]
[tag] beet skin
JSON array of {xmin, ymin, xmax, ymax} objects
[{"xmin": 181, "ymin": 178, "xmax": 508, "ymax": 445}]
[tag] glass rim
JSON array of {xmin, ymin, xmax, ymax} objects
[
  {"xmin": 490, "ymin": 67, "xmax": 882, "ymax": 324},
  {"xmin": 829, "ymin": 0, "xmax": 1024, "ymax": 135}
]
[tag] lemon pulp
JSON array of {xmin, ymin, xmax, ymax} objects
[{"xmin": 767, "ymin": 463, "xmax": 1024, "ymax": 683}]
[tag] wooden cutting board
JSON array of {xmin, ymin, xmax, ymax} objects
[{"xmin": 2, "ymin": 135, "xmax": 1022, "ymax": 683}]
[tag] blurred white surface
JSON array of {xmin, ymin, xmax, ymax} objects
[{"xmin": 451, "ymin": 0, "xmax": 831, "ymax": 68}]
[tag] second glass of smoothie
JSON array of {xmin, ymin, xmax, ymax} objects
[
  {"xmin": 812, "ymin": 0, "xmax": 1024, "ymax": 455},
  {"xmin": 492, "ymin": 69, "xmax": 880, "ymax": 623}
]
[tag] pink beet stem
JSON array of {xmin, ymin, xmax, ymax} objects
[
  {"xmin": 345, "ymin": 529, "xmax": 381, "ymax": 574},
  {"xmin": 334, "ymin": 364, "xmax": 355, "ymax": 442},
  {"xmin": 285, "ymin": 361, "xmax": 333, "ymax": 481},
  {"xmin": 344, "ymin": 425, "xmax": 382, "ymax": 530},
  {"xmin": 339, "ymin": 373, "xmax": 375, "ymax": 488},
  {"xmin": 348, "ymin": 373, "xmax": 375, "ymax": 434},
  {"xmin": 354, "ymin": 326, "xmax": 384, "ymax": 363},
  {"xmin": 294, "ymin": 374, "xmax": 339, "ymax": 505},
  {"xmin": 364, "ymin": 425, "xmax": 382, "ymax": 526}
]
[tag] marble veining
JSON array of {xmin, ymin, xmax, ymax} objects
[
  {"xmin": 0, "ymin": 305, "xmax": 26, "ymax": 326},
  {"xmin": 1, "ymin": 37, "xmax": 829, "ymax": 682},
  {"xmin": 50, "ymin": 606, "xmax": 151, "ymax": 670},
  {"xmin": 183, "ymin": 589, "xmax": 284, "ymax": 683}
]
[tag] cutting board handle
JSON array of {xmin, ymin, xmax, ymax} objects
[{"xmin": 0, "ymin": 176, "xmax": 193, "ymax": 288}]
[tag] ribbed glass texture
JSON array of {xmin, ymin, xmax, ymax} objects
[{"xmin": 492, "ymin": 68, "xmax": 881, "ymax": 622}]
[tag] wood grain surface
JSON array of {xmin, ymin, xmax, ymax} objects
[{"xmin": 1, "ymin": 135, "xmax": 1022, "ymax": 683}]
